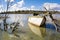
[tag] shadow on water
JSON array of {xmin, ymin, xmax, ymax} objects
[{"xmin": 45, "ymin": 23, "xmax": 56, "ymax": 30}]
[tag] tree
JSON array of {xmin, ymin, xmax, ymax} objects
[
  {"xmin": 4, "ymin": 0, "xmax": 14, "ymax": 31},
  {"xmin": 44, "ymin": 6, "xmax": 57, "ymax": 31}
]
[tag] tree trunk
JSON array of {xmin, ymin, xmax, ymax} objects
[{"xmin": 4, "ymin": 15, "xmax": 7, "ymax": 31}]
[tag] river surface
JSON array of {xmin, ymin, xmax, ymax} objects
[{"xmin": 0, "ymin": 14, "xmax": 60, "ymax": 40}]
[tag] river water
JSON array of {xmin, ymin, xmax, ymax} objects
[{"xmin": 0, "ymin": 14, "xmax": 60, "ymax": 40}]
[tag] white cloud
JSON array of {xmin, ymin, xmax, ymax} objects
[
  {"xmin": 20, "ymin": 5, "xmax": 36, "ymax": 10},
  {"xmin": 43, "ymin": 3, "xmax": 60, "ymax": 11},
  {"xmin": 9, "ymin": 0, "xmax": 24, "ymax": 11},
  {"xmin": 0, "ymin": 5, "xmax": 2, "ymax": 8},
  {"xmin": 5, "ymin": 0, "xmax": 40, "ymax": 11},
  {"xmin": 8, "ymin": 0, "xmax": 40, "ymax": 11},
  {"xmin": 9, "ymin": 5, "xmax": 39, "ymax": 11},
  {"xmin": 17, "ymin": 0, "xmax": 24, "ymax": 7},
  {"xmin": 30, "ymin": 5, "xmax": 40, "ymax": 10},
  {"xmin": 5, "ymin": 0, "xmax": 14, "ymax": 2},
  {"xmin": 0, "ymin": 5, "xmax": 5, "ymax": 13},
  {"xmin": 30, "ymin": 5, "xmax": 35, "ymax": 10}
]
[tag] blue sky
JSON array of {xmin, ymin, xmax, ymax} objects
[{"xmin": 0, "ymin": 0, "xmax": 60, "ymax": 12}]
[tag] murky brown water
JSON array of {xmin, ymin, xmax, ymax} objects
[
  {"xmin": 0, "ymin": 21, "xmax": 60, "ymax": 40},
  {"xmin": 0, "ymin": 14, "xmax": 60, "ymax": 40}
]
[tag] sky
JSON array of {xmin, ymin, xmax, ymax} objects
[{"xmin": 0, "ymin": 0, "xmax": 60, "ymax": 12}]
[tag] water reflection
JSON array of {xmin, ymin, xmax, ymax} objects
[
  {"xmin": 28, "ymin": 23, "xmax": 46, "ymax": 37},
  {"xmin": 46, "ymin": 23, "xmax": 56, "ymax": 30},
  {"xmin": 0, "ymin": 14, "xmax": 60, "ymax": 40},
  {"xmin": 28, "ymin": 22, "xmax": 60, "ymax": 40}
]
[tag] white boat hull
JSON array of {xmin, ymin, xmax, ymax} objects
[{"xmin": 28, "ymin": 16, "xmax": 45, "ymax": 26}]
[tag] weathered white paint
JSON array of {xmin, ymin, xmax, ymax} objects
[{"xmin": 28, "ymin": 16, "xmax": 44, "ymax": 26}]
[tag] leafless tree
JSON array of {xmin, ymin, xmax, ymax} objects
[
  {"xmin": 4, "ymin": 0, "xmax": 14, "ymax": 31},
  {"xmin": 44, "ymin": 7, "xmax": 57, "ymax": 31}
]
